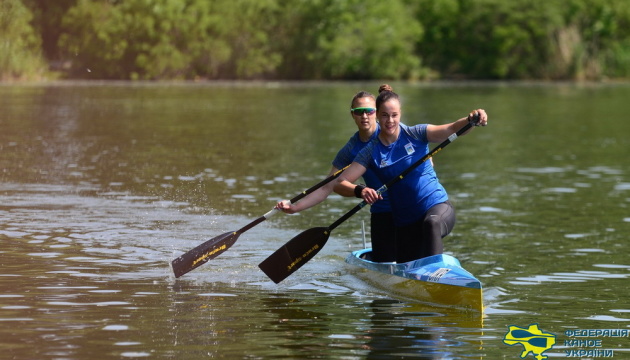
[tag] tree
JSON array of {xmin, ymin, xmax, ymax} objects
[{"xmin": 0, "ymin": 0, "xmax": 47, "ymax": 80}]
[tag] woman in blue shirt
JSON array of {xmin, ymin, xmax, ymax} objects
[{"xmin": 346, "ymin": 84, "xmax": 487, "ymax": 262}]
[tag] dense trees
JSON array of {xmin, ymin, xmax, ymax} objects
[
  {"xmin": 414, "ymin": 0, "xmax": 630, "ymax": 80},
  {"xmin": 2, "ymin": 0, "xmax": 630, "ymax": 81}
]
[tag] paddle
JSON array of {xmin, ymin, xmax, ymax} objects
[
  {"xmin": 258, "ymin": 114, "xmax": 480, "ymax": 283},
  {"xmin": 171, "ymin": 165, "xmax": 350, "ymax": 278},
  {"xmin": 508, "ymin": 329, "xmax": 555, "ymax": 348}
]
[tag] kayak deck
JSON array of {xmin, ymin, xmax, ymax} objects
[{"xmin": 345, "ymin": 249, "xmax": 483, "ymax": 312}]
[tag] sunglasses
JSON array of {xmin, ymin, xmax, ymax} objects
[{"xmin": 350, "ymin": 107, "xmax": 376, "ymax": 116}]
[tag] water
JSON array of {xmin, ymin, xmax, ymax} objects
[{"xmin": 1, "ymin": 81, "xmax": 629, "ymax": 359}]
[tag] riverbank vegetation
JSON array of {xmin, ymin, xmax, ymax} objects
[{"xmin": 2, "ymin": 0, "xmax": 630, "ymax": 81}]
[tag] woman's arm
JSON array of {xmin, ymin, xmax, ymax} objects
[
  {"xmin": 337, "ymin": 162, "xmax": 382, "ymax": 204},
  {"xmin": 426, "ymin": 109, "xmax": 488, "ymax": 143},
  {"xmin": 275, "ymin": 166, "xmax": 338, "ymax": 214},
  {"xmin": 332, "ymin": 177, "xmax": 357, "ymax": 197},
  {"xmin": 275, "ymin": 181, "xmax": 336, "ymax": 214},
  {"xmin": 276, "ymin": 164, "xmax": 368, "ymax": 214}
]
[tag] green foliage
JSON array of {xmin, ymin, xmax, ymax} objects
[
  {"xmin": 0, "ymin": 0, "xmax": 47, "ymax": 80},
  {"xmin": 59, "ymin": 0, "xmax": 281, "ymax": 79},
  {"xmin": 415, "ymin": 0, "xmax": 559, "ymax": 79},
  {"xmin": 22, "ymin": 0, "xmax": 77, "ymax": 60},
  {"xmin": 274, "ymin": 0, "xmax": 426, "ymax": 80},
  {"xmin": 414, "ymin": 0, "xmax": 630, "ymax": 80},
  {"xmin": 57, "ymin": 0, "xmax": 425, "ymax": 80},
  {"xmin": 6, "ymin": 0, "xmax": 630, "ymax": 81},
  {"xmin": 561, "ymin": 0, "xmax": 630, "ymax": 79}
]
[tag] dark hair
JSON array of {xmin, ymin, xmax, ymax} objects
[
  {"xmin": 376, "ymin": 84, "xmax": 400, "ymax": 110},
  {"xmin": 350, "ymin": 91, "xmax": 375, "ymax": 108}
]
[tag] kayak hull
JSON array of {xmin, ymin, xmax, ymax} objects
[{"xmin": 345, "ymin": 249, "xmax": 483, "ymax": 312}]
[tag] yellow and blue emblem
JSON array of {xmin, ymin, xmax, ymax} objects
[{"xmin": 503, "ymin": 323, "xmax": 556, "ymax": 360}]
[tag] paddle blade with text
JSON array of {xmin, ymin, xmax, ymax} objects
[
  {"xmin": 171, "ymin": 231, "xmax": 238, "ymax": 278},
  {"xmin": 258, "ymin": 227, "xmax": 330, "ymax": 283}
]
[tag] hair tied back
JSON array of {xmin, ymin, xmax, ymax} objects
[{"xmin": 378, "ymin": 84, "xmax": 393, "ymax": 93}]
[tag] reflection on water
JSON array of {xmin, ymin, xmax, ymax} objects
[
  {"xmin": 361, "ymin": 300, "xmax": 483, "ymax": 359},
  {"xmin": 1, "ymin": 82, "xmax": 630, "ymax": 358}
]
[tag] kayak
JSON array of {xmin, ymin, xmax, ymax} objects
[{"xmin": 345, "ymin": 249, "xmax": 483, "ymax": 312}]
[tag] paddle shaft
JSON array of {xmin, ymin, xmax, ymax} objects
[
  {"xmin": 234, "ymin": 164, "xmax": 346, "ymax": 257},
  {"xmin": 327, "ymin": 121, "xmax": 474, "ymax": 232},
  {"xmin": 231, "ymin": 164, "xmax": 351, "ymax": 233}
]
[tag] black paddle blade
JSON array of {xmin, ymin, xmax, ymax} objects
[
  {"xmin": 258, "ymin": 227, "xmax": 331, "ymax": 284},
  {"xmin": 171, "ymin": 231, "xmax": 239, "ymax": 278}
]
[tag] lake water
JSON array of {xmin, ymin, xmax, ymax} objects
[{"xmin": 1, "ymin": 81, "xmax": 629, "ymax": 359}]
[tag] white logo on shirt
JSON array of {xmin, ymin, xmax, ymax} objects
[{"xmin": 404, "ymin": 142, "xmax": 415, "ymax": 155}]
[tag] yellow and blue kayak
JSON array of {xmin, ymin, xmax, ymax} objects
[{"xmin": 345, "ymin": 249, "xmax": 483, "ymax": 312}]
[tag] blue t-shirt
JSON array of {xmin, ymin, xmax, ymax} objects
[
  {"xmin": 354, "ymin": 123, "xmax": 448, "ymax": 226},
  {"xmin": 332, "ymin": 127, "xmax": 391, "ymax": 213}
]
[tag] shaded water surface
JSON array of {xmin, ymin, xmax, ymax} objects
[{"xmin": 1, "ymin": 82, "xmax": 629, "ymax": 359}]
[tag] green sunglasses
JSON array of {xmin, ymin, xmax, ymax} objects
[{"xmin": 350, "ymin": 107, "xmax": 376, "ymax": 116}]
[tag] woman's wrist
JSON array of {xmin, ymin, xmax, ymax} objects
[{"xmin": 354, "ymin": 184, "xmax": 366, "ymax": 198}]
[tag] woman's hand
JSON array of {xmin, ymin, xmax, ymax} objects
[
  {"xmin": 275, "ymin": 200, "xmax": 297, "ymax": 214},
  {"xmin": 468, "ymin": 109, "xmax": 488, "ymax": 127},
  {"xmin": 359, "ymin": 187, "xmax": 383, "ymax": 204}
]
